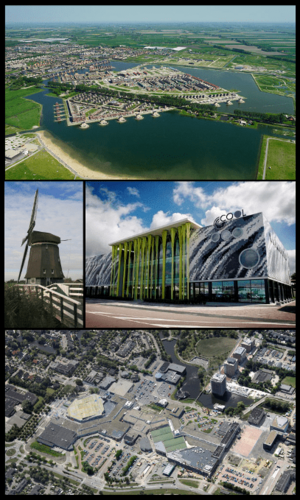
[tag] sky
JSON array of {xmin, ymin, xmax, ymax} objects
[
  {"xmin": 86, "ymin": 181, "xmax": 296, "ymax": 275},
  {"xmin": 5, "ymin": 5, "xmax": 295, "ymax": 24},
  {"xmin": 5, "ymin": 182, "xmax": 83, "ymax": 282}
]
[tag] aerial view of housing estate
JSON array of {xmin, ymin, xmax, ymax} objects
[
  {"xmin": 5, "ymin": 329, "xmax": 296, "ymax": 495},
  {"xmin": 4, "ymin": 5, "xmax": 296, "ymax": 497}
]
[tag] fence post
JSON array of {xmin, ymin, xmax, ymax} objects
[
  {"xmin": 74, "ymin": 302, "xmax": 78, "ymax": 327},
  {"xmin": 60, "ymin": 296, "xmax": 64, "ymax": 323}
]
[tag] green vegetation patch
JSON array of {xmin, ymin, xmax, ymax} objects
[
  {"xmin": 5, "ymin": 86, "xmax": 43, "ymax": 132},
  {"xmin": 5, "ymin": 149, "xmax": 77, "ymax": 180},
  {"xmin": 179, "ymin": 479, "xmax": 199, "ymax": 488},
  {"xmin": 6, "ymin": 448, "xmax": 16, "ymax": 457},
  {"xmin": 30, "ymin": 440, "xmax": 64, "ymax": 457},
  {"xmin": 264, "ymin": 138, "xmax": 295, "ymax": 180},
  {"xmin": 281, "ymin": 376, "xmax": 296, "ymax": 389},
  {"xmin": 196, "ymin": 336, "xmax": 237, "ymax": 358}
]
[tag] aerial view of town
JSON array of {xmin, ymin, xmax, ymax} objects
[
  {"xmin": 5, "ymin": 5, "xmax": 295, "ymax": 180},
  {"xmin": 5, "ymin": 329, "xmax": 296, "ymax": 495}
]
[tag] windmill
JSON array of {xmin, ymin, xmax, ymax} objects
[{"xmin": 17, "ymin": 189, "xmax": 65, "ymax": 286}]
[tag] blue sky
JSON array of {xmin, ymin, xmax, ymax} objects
[
  {"xmin": 86, "ymin": 181, "xmax": 295, "ymax": 274},
  {"xmin": 5, "ymin": 5, "xmax": 295, "ymax": 24},
  {"xmin": 5, "ymin": 181, "xmax": 83, "ymax": 281}
]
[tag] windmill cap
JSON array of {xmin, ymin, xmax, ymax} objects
[{"xmin": 30, "ymin": 231, "xmax": 61, "ymax": 244}]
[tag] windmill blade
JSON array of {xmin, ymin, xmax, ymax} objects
[
  {"xmin": 28, "ymin": 189, "xmax": 39, "ymax": 230},
  {"xmin": 21, "ymin": 234, "xmax": 29, "ymax": 246},
  {"xmin": 17, "ymin": 242, "xmax": 29, "ymax": 283}
]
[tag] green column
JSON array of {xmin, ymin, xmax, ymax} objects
[
  {"xmin": 110, "ymin": 245, "xmax": 117, "ymax": 297},
  {"xmin": 178, "ymin": 226, "xmax": 183, "ymax": 300},
  {"xmin": 122, "ymin": 241, "xmax": 128, "ymax": 298},
  {"xmin": 150, "ymin": 237, "xmax": 155, "ymax": 298},
  {"xmin": 146, "ymin": 235, "xmax": 152, "ymax": 299},
  {"xmin": 182, "ymin": 224, "xmax": 186, "ymax": 299},
  {"xmin": 126, "ymin": 241, "xmax": 133, "ymax": 297},
  {"xmin": 161, "ymin": 230, "xmax": 168, "ymax": 300},
  {"xmin": 116, "ymin": 243, "xmax": 123, "ymax": 297},
  {"xmin": 170, "ymin": 227, "xmax": 176, "ymax": 300},
  {"xmin": 140, "ymin": 237, "xmax": 147, "ymax": 299},
  {"xmin": 134, "ymin": 238, "xmax": 141, "ymax": 300},
  {"xmin": 186, "ymin": 223, "xmax": 191, "ymax": 300},
  {"xmin": 154, "ymin": 235, "xmax": 160, "ymax": 299}
]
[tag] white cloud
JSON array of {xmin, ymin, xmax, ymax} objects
[
  {"xmin": 86, "ymin": 185, "xmax": 146, "ymax": 256},
  {"xmin": 127, "ymin": 186, "xmax": 140, "ymax": 198},
  {"xmin": 150, "ymin": 210, "xmax": 195, "ymax": 229},
  {"xmin": 173, "ymin": 181, "xmax": 295, "ymax": 226}
]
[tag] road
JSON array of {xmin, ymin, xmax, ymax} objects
[{"xmin": 86, "ymin": 299, "xmax": 296, "ymax": 329}]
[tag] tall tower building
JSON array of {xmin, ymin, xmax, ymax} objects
[{"xmin": 211, "ymin": 373, "xmax": 227, "ymax": 396}]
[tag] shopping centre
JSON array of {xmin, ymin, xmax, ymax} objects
[{"xmin": 86, "ymin": 211, "xmax": 292, "ymax": 304}]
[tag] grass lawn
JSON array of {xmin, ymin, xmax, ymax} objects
[
  {"xmin": 103, "ymin": 489, "xmax": 198, "ymax": 495},
  {"xmin": 179, "ymin": 479, "xmax": 199, "ymax": 488},
  {"xmin": 264, "ymin": 138, "xmax": 295, "ymax": 180},
  {"xmin": 257, "ymin": 135, "xmax": 295, "ymax": 180},
  {"xmin": 5, "ymin": 86, "xmax": 43, "ymax": 132},
  {"xmin": 5, "ymin": 149, "xmax": 78, "ymax": 180},
  {"xmin": 196, "ymin": 337, "xmax": 237, "ymax": 358},
  {"xmin": 30, "ymin": 440, "xmax": 64, "ymax": 457},
  {"xmin": 6, "ymin": 448, "xmax": 16, "ymax": 457},
  {"xmin": 281, "ymin": 376, "xmax": 296, "ymax": 389}
]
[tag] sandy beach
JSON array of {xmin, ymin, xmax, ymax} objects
[{"xmin": 36, "ymin": 130, "xmax": 130, "ymax": 180}]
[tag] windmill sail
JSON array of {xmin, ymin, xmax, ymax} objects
[{"xmin": 18, "ymin": 190, "xmax": 39, "ymax": 282}]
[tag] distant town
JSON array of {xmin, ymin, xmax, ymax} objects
[{"xmin": 5, "ymin": 328, "xmax": 295, "ymax": 495}]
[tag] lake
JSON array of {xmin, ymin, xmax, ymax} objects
[{"xmin": 26, "ymin": 63, "xmax": 294, "ymax": 180}]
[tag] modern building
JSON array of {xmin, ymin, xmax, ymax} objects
[
  {"xmin": 263, "ymin": 430, "xmax": 278, "ymax": 449},
  {"xmin": 67, "ymin": 394, "xmax": 104, "ymax": 422},
  {"xmin": 211, "ymin": 373, "xmax": 227, "ymax": 396},
  {"xmin": 271, "ymin": 416, "xmax": 289, "ymax": 433},
  {"xmin": 232, "ymin": 346, "xmax": 247, "ymax": 364},
  {"xmin": 241, "ymin": 337, "xmax": 255, "ymax": 352},
  {"xmin": 224, "ymin": 357, "xmax": 238, "ymax": 377},
  {"xmin": 248, "ymin": 407, "xmax": 266, "ymax": 426},
  {"xmin": 37, "ymin": 422, "xmax": 77, "ymax": 450},
  {"xmin": 86, "ymin": 211, "xmax": 292, "ymax": 303}
]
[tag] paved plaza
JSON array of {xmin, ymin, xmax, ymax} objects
[{"xmin": 86, "ymin": 299, "xmax": 296, "ymax": 328}]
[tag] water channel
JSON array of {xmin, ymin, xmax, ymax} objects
[{"xmin": 26, "ymin": 62, "xmax": 294, "ymax": 179}]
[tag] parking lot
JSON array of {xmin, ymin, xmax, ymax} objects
[
  {"xmin": 81, "ymin": 436, "xmax": 113, "ymax": 467},
  {"xmin": 131, "ymin": 378, "xmax": 158, "ymax": 405},
  {"xmin": 109, "ymin": 450, "xmax": 138, "ymax": 479},
  {"xmin": 217, "ymin": 464, "xmax": 261, "ymax": 491}
]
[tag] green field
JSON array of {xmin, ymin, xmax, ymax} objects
[
  {"xmin": 179, "ymin": 479, "xmax": 199, "ymax": 488},
  {"xmin": 281, "ymin": 376, "xmax": 296, "ymax": 389},
  {"xmin": 257, "ymin": 136, "xmax": 295, "ymax": 180},
  {"xmin": 30, "ymin": 440, "xmax": 64, "ymax": 457},
  {"xmin": 196, "ymin": 337, "xmax": 237, "ymax": 358},
  {"xmin": 253, "ymin": 74, "xmax": 295, "ymax": 97},
  {"xmin": 5, "ymin": 86, "xmax": 43, "ymax": 132},
  {"xmin": 5, "ymin": 149, "xmax": 79, "ymax": 180}
]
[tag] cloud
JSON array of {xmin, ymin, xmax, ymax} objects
[
  {"xmin": 173, "ymin": 181, "xmax": 295, "ymax": 226},
  {"xmin": 150, "ymin": 210, "xmax": 195, "ymax": 229},
  {"xmin": 127, "ymin": 186, "xmax": 140, "ymax": 198},
  {"xmin": 86, "ymin": 184, "xmax": 146, "ymax": 256}
]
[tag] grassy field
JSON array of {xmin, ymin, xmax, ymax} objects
[
  {"xmin": 196, "ymin": 337, "xmax": 237, "ymax": 358},
  {"xmin": 5, "ymin": 149, "xmax": 78, "ymax": 180},
  {"xmin": 281, "ymin": 376, "xmax": 296, "ymax": 389},
  {"xmin": 179, "ymin": 479, "xmax": 199, "ymax": 488},
  {"xmin": 252, "ymin": 74, "xmax": 295, "ymax": 97},
  {"xmin": 6, "ymin": 448, "xmax": 16, "ymax": 457},
  {"xmin": 5, "ymin": 86, "xmax": 43, "ymax": 132},
  {"xmin": 257, "ymin": 136, "xmax": 295, "ymax": 180},
  {"xmin": 30, "ymin": 440, "xmax": 64, "ymax": 457}
]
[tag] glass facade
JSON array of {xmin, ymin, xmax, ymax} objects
[{"xmin": 110, "ymin": 221, "xmax": 192, "ymax": 301}]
